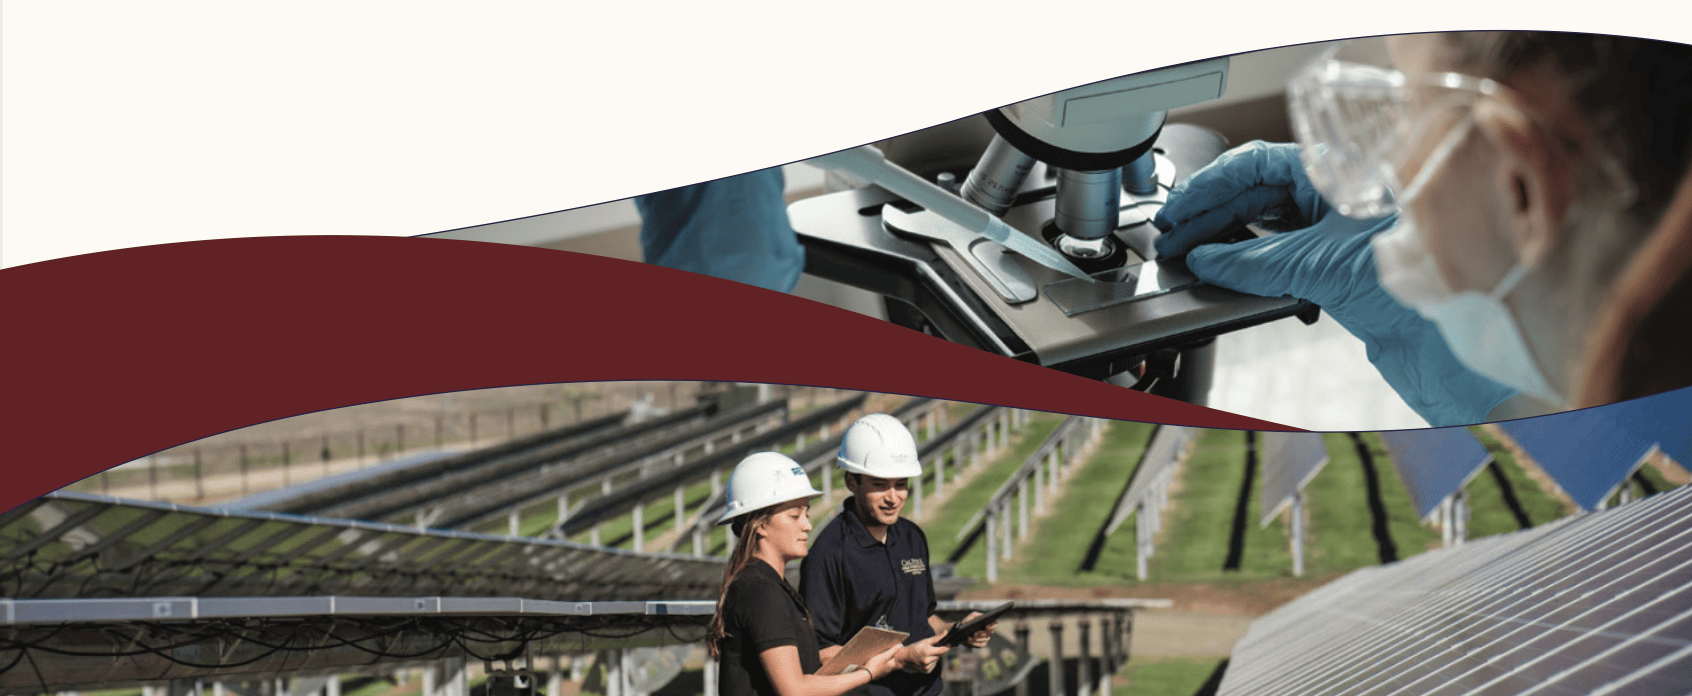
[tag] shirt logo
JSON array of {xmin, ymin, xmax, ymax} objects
[{"xmin": 900, "ymin": 558, "xmax": 926, "ymax": 575}]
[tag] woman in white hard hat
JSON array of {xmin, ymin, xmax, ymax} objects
[{"xmin": 709, "ymin": 451, "xmax": 900, "ymax": 696}]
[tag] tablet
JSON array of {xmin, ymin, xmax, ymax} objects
[{"xmin": 936, "ymin": 601, "xmax": 1013, "ymax": 647}]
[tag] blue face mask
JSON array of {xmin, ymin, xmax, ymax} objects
[{"xmin": 1373, "ymin": 219, "xmax": 1566, "ymax": 407}]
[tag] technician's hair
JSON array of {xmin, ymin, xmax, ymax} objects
[
  {"xmin": 1578, "ymin": 168, "xmax": 1692, "ymax": 405},
  {"xmin": 706, "ymin": 507, "xmax": 775, "ymax": 660},
  {"xmin": 1437, "ymin": 32, "xmax": 1692, "ymax": 372},
  {"xmin": 1438, "ymin": 32, "xmax": 1692, "ymax": 224}
]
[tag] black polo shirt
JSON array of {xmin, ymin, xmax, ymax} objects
[
  {"xmin": 718, "ymin": 558, "xmax": 823, "ymax": 696},
  {"xmin": 798, "ymin": 498, "xmax": 941, "ymax": 696}
]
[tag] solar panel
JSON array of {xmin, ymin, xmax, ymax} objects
[
  {"xmin": 1258, "ymin": 432, "xmax": 1329, "ymax": 526},
  {"xmin": 1497, "ymin": 409, "xmax": 1659, "ymax": 511},
  {"xmin": 1379, "ymin": 428, "xmax": 1493, "ymax": 520},
  {"xmin": 1584, "ymin": 385, "xmax": 1692, "ymax": 466},
  {"xmin": 0, "ymin": 492, "xmax": 725, "ymax": 602},
  {"xmin": 1218, "ymin": 482, "xmax": 1692, "ymax": 696}
]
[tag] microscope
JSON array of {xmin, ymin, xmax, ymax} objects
[{"xmin": 793, "ymin": 57, "xmax": 1316, "ymax": 402}]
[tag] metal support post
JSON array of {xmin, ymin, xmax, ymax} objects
[
  {"xmin": 914, "ymin": 474, "xmax": 924, "ymax": 519},
  {"xmin": 693, "ymin": 527, "xmax": 705, "ymax": 557},
  {"xmin": 633, "ymin": 502, "xmax": 644, "ymax": 552},
  {"xmin": 985, "ymin": 512, "xmax": 999, "ymax": 582},
  {"xmin": 703, "ymin": 656, "xmax": 719, "ymax": 696},
  {"xmin": 1117, "ymin": 612, "xmax": 1132, "ymax": 669},
  {"xmin": 935, "ymin": 454, "xmax": 946, "ymax": 499},
  {"xmin": 1018, "ymin": 481, "xmax": 1029, "ymax": 539},
  {"xmin": 549, "ymin": 656, "xmax": 565, "ymax": 696},
  {"xmin": 1440, "ymin": 496, "xmax": 1454, "ymax": 547},
  {"xmin": 1078, "ymin": 620, "xmax": 1093, "ymax": 696},
  {"xmin": 591, "ymin": 524, "xmax": 602, "ymax": 547},
  {"xmin": 675, "ymin": 486, "xmax": 686, "ymax": 533},
  {"xmin": 326, "ymin": 676, "xmax": 341, "ymax": 696},
  {"xmin": 559, "ymin": 495, "xmax": 570, "ymax": 525},
  {"xmin": 1098, "ymin": 617, "xmax": 1113, "ymax": 696},
  {"xmin": 571, "ymin": 655, "xmax": 587, "ymax": 682},
  {"xmin": 606, "ymin": 649, "xmax": 624, "ymax": 696},
  {"xmin": 1454, "ymin": 490, "xmax": 1469, "ymax": 546},
  {"xmin": 1291, "ymin": 492, "xmax": 1305, "ymax": 577},
  {"xmin": 1136, "ymin": 506, "xmax": 1150, "ymax": 580},
  {"xmin": 1001, "ymin": 502, "xmax": 1014, "ymax": 560},
  {"xmin": 509, "ymin": 509, "xmax": 521, "ymax": 537},
  {"xmin": 1048, "ymin": 621, "xmax": 1066, "ymax": 696},
  {"xmin": 1014, "ymin": 623, "xmax": 1032, "ymax": 696}
]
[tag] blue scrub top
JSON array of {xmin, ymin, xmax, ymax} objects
[
  {"xmin": 799, "ymin": 498, "xmax": 942, "ymax": 696},
  {"xmin": 633, "ymin": 167, "xmax": 806, "ymax": 293}
]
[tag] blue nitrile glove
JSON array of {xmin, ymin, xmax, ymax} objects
[
  {"xmin": 635, "ymin": 167, "xmax": 805, "ymax": 293},
  {"xmin": 1152, "ymin": 141, "xmax": 1517, "ymax": 426}
]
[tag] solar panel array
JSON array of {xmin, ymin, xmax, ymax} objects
[
  {"xmin": 1258, "ymin": 432, "xmax": 1329, "ymax": 526},
  {"xmin": 1219, "ymin": 482, "xmax": 1692, "ymax": 696},
  {"xmin": 0, "ymin": 492, "xmax": 725, "ymax": 602},
  {"xmin": 1379, "ymin": 428, "xmax": 1494, "ymax": 520},
  {"xmin": 1104, "ymin": 425, "xmax": 1196, "ymax": 536}
]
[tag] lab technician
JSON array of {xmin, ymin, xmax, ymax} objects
[
  {"xmin": 800, "ymin": 414, "xmax": 996, "ymax": 696},
  {"xmin": 1153, "ymin": 32, "xmax": 1692, "ymax": 426}
]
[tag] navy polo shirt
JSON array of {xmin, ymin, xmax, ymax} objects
[{"xmin": 798, "ymin": 498, "xmax": 941, "ymax": 696}]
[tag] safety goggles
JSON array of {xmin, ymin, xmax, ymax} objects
[
  {"xmin": 1288, "ymin": 40, "xmax": 1637, "ymax": 221},
  {"xmin": 1287, "ymin": 41, "xmax": 1510, "ymax": 219}
]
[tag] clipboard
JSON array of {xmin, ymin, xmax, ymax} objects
[
  {"xmin": 935, "ymin": 601, "xmax": 1013, "ymax": 647},
  {"xmin": 817, "ymin": 626, "xmax": 908, "ymax": 676}
]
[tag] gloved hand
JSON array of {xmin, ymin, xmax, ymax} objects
[
  {"xmin": 634, "ymin": 167, "xmax": 805, "ymax": 293},
  {"xmin": 1152, "ymin": 141, "xmax": 1517, "ymax": 426}
]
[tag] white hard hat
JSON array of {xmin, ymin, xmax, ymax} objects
[
  {"xmin": 836, "ymin": 413, "xmax": 922, "ymax": 478},
  {"xmin": 718, "ymin": 452, "xmax": 823, "ymax": 525}
]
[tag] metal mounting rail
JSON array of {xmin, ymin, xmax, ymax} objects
[{"xmin": 559, "ymin": 395, "xmax": 867, "ymax": 536}]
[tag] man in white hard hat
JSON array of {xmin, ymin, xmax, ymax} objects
[{"xmin": 799, "ymin": 414, "xmax": 996, "ymax": 696}]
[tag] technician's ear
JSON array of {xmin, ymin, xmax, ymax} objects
[{"xmin": 1474, "ymin": 99, "xmax": 1573, "ymax": 267}]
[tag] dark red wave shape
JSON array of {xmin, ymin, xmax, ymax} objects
[{"xmin": 0, "ymin": 236, "xmax": 1293, "ymax": 514}]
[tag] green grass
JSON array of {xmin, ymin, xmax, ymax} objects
[
  {"xmin": 343, "ymin": 676, "xmax": 402, "ymax": 696},
  {"xmin": 1151, "ymin": 430, "xmax": 1291, "ymax": 581},
  {"xmin": 1065, "ymin": 428, "xmax": 1446, "ymax": 585},
  {"xmin": 1306, "ymin": 434, "xmax": 1440, "ymax": 572},
  {"xmin": 926, "ymin": 414, "xmax": 1066, "ymax": 576},
  {"xmin": 1118, "ymin": 657, "xmax": 1226, "ymax": 696},
  {"xmin": 1467, "ymin": 427, "xmax": 1577, "ymax": 524},
  {"xmin": 1000, "ymin": 421, "xmax": 1155, "ymax": 585}
]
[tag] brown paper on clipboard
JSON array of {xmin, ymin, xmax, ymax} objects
[{"xmin": 817, "ymin": 627, "xmax": 908, "ymax": 676}]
